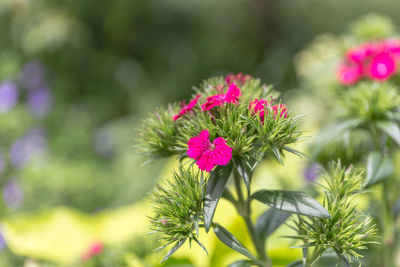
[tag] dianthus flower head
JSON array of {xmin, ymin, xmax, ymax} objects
[
  {"xmin": 346, "ymin": 42, "xmax": 377, "ymax": 64},
  {"xmin": 338, "ymin": 63, "xmax": 363, "ymax": 85},
  {"xmin": 187, "ymin": 130, "xmax": 232, "ymax": 172},
  {"xmin": 201, "ymin": 83, "xmax": 242, "ymax": 111},
  {"xmin": 173, "ymin": 94, "xmax": 201, "ymax": 121},
  {"xmin": 367, "ymin": 51, "xmax": 396, "ymax": 81},
  {"xmin": 249, "ymin": 98, "xmax": 269, "ymax": 122},
  {"xmin": 225, "ymin": 73, "xmax": 252, "ymax": 85},
  {"xmin": 383, "ymin": 39, "xmax": 400, "ymax": 59}
]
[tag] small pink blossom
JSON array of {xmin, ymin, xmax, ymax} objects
[
  {"xmin": 225, "ymin": 73, "xmax": 252, "ymax": 85},
  {"xmin": 187, "ymin": 130, "xmax": 232, "ymax": 172},
  {"xmin": 383, "ymin": 39, "xmax": 400, "ymax": 59},
  {"xmin": 81, "ymin": 242, "xmax": 104, "ymax": 261},
  {"xmin": 272, "ymin": 104, "xmax": 288, "ymax": 118},
  {"xmin": 201, "ymin": 94, "xmax": 225, "ymax": 111},
  {"xmin": 201, "ymin": 83, "xmax": 242, "ymax": 111},
  {"xmin": 338, "ymin": 63, "xmax": 363, "ymax": 85},
  {"xmin": 173, "ymin": 94, "xmax": 201, "ymax": 121},
  {"xmin": 249, "ymin": 98, "xmax": 269, "ymax": 122},
  {"xmin": 224, "ymin": 83, "xmax": 241, "ymax": 104},
  {"xmin": 367, "ymin": 51, "xmax": 396, "ymax": 81}
]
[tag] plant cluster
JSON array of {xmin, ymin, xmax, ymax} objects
[{"xmin": 139, "ymin": 74, "xmax": 376, "ymax": 266}]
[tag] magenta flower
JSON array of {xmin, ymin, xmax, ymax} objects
[
  {"xmin": 187, "ymin": 130, "xmax": 232, "ymax": 172},
  {"xmin": 367, "ymin": 51, "xmax": 396, "ymax": 81},
  {"xmin": 173, "ymin": 94, "xmax": 201, "ymax": 121},
  {"xmin": 225, "ymin": 73, "xmax": 252, "ymax": 85},
  {"xmin": 338, "ymin": 63, "xmax": 363, "ymax": 85},
  {"xmin": 346, "ymin": 43, "xmax": 377, "ymax": 64},
  {"xmin": 272, "ymin": 104, "xmax": 288, "ymax": 118},
  {"xmin": 249, "ymin": 98, "xmax": 269, "ymax": 122},
  {"xmin": 224, "ymin": 83, "xmax": 241, "ymax": 104},
  {"xmin": 383, "ymin": 39, "xmax": 400, "ymax": 59},
  {"xmin": 201, "ymin": 83, "xmax": 242, "ymax": 111}
]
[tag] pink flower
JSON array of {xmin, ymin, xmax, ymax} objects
[
  {"xmin": 225, "ymin": 73, "xmax": 252, "ymax": 85},
  {"xmin": 383, "ymin": 39, "xmax": 400, "ymax": 59},
  {"xmin": 224, "ymin": 83, "xmax": 241, "ymax": 104},
  {"xmin": 249, "ymin": 98, "xmax": 269, "ymax": 122},
  {"xmin": 187, "ymin": 130, "xmax": 232, "ymax": 172},
  {"xmin": 338, "ymin": 63, "xmax": 363, "ymax": 85},
  {"xmin": 81, "ymin": 242, "xmax": 104, "ymax": 261},
  {"xmin": 201, "ymin": 94, "xmax": 225, "ymax": 111},
  {"xmin": 346, "ymin": 43, "xmax": 377, "ymax": 64},
  {"xmin": 201, "ymin": 83, "xmax": 242, "ymax": 111},
  {"xmin": 173, "ymin": 94, "xmax": 201, "ymax": 121},
  {"xmin": 367, "ymin": 51, "xmax": 396, "ymax": 81},
  {"xmin": 272, "ymin": 104, "xmax": 288, "ymax": 118}
]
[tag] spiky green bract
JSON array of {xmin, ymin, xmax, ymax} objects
[
  {"xmin": 339, "ymin": 82, "xmax": 400, "ymax": 121},
  {"xmin": 294, "ymin": 161, "xmax": 377, "ymax": 265},
  {"xmin": 149, "ymin": 167, "xmax": 206, "ymax": 258},
  {"xmin": 137, "ymin": 104, "xmax": 180, "ymax": 158}
]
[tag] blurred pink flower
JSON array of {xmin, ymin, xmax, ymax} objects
[
  {"xmin": 338, "ymin": 63, "xmax": 363, "ymax": 85},
  {"xmin": 249, "ymin": 98, "xmax": 269, "ymax": 122},
  {"xmin": 187, "ymin": 130, "xmax": 232, "ymax": 172},
  {"xmin": 224, "ymin": 83, "xmax": 241, "ymax": 104},
  {"xmin": 225, "ymin": 73, "xmax": 252, "ymax": 85},
  {"xmin": 81, "ymin": 242, "xmax": 104, "ymax": 261},
  {"xmin": 346, "ymin": 43, "xmax": 377, "ymax": 64},
  {"xmin": 383, "ymin": 39, "xmax": 400, "ymax": 59},
  {"xmin": 367, "ymin": 51, "xmax": 396, "ymax": 81},
  {"xmin": 272, "ymin": 104, "xmax": 288, "ymax": 118},
  {"xmin": 201, "ymin": 94, "xmax": 225, "ymax": 111},
  {"xmin": 173, "ymin": 94, "xmax": 201, "ymax": 121}
]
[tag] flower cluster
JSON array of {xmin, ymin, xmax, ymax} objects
[
  {"xmin": 338, "ymin": 39, "xmax": 400, "ymax": 85},
  {"xmin": 138, "ymin": 73, "xmax": 302, "ymax": 173}
]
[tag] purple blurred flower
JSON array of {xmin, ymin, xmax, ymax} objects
[
  {"xmin": 10, "ymin": 128, "xmax": 47, "ymax": 168},
  {"xmin": 20, "ymin": 61, "xmax": 46, "ymax": 90},
  {"xmin": 3, "ymin": 179, "xmax": 23, "ymax": 209},
  {"xmin": 303, "ymin": 163, "xmax": 320, "ymax": 182},
  {"xmin": 28, "ymin": 87, "xmax": 52, "ymax": 116},
  {"xmin": 0, "ymin": 226, "xmax": 7, "ymax": 250},
  {"xmin": 0, "ymin": 81, "xmax": 19, "ymax": 113}
]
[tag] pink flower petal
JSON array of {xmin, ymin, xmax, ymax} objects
[
  {"xmin": 367, "ymin": 51, "xmax": 396, "ymax": 81},
  {"xmin": 224, "ymin": 83, "xmax": 241, "ymax": 104},
  {"xmin": 187, "ymin": 130, "xmax": 210, "ymax": 160},
  {"xmin": 201, "ymin": 94, "xmax": 225, "ymax": 111},
  {"xmin": 338, "ymin": 63, "xmax": 363, "ymax": 85},
  {"xmin": 173, "ymin": 94, "xmax": 201, "ymax": 121}
]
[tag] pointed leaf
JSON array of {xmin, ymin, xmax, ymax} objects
[
  {"xmin": 161, "ymin": 238, "xmax": 186, "ymax": 263},
  {"xmin": 255, "ymin": 208, "xmax": 291, "ymax": 242},
  {"xmin": 252, "ymin": 190, "xmax": 331, "ymax": 219},
  {"xmin": 213, "ymin": 223, "xmax": 257, "ymax": 261},
  {"xmin": 228, "ymin": 260, "xmax": 254, "ymax": 267},
  {"xmin": 377, "ymin": 120, "xmax": 400, "ymax": 146},
  {"xmin": 233, "ymin": 157, "xmax": 252, "ymax": 194},
  {"xmin": 365, "ymin": 151, "xmax": 394, "ymax": 187},
  {"xmin": 204, "ymin": 164, "xmax": 232, "ymax": 232},
  {"xmin": 286, "ymin": 260, "xmax": 303, "ymax": 267}
]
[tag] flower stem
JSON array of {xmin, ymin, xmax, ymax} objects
[
  {"xmin": 382, "ymin": 180, "xmax": 395, "ymax": 267},
  {"xmin": 233, "ymin": 168, "xmax": 272, "ymax": 267}
]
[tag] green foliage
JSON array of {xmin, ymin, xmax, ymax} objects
[
  {"xmin": 348, "ymin": 13, "xmax": 396, "ymax": 41},
  {"xmin": 293, "ymin": 161, "xmax": 377, "ymax": 265},
  {"xmin": 149, "ymin": 167, "xmax": 206, "ymax": 260},
  {"xmin": 339, "ymin": 82, "xmax": 400, "ymax": 121}
]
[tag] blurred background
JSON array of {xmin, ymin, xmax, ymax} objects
[{"xmin": 0, "ymin": 0, "xmax": 399, "ymax": 266}]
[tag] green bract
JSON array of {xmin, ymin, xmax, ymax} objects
[
  {"xmin": 293, "ymin": 161, "xmax": 377, "ymax": 265},
  {"xmin": 149, "ymin": 167, "xmax": 206, "ymax": 261},
  {"xmin": 339, "ymin": 82, "xmax": 400, "ymax": 121}
]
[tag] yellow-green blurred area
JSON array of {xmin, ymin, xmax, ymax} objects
[{"xmin": 0, "ymin": 0, "xmax": 398, "ymax": 266}]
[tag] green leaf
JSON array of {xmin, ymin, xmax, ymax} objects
[
  {"xmin": 286, "ymin": 260, "xmax": 302, "ymax": 267},
  {"xmin": 377, "ymin": 120, "xmax": 400, "ymax": 146},
  {"xmin": 252, "ymin": 190, "xmax": 331, "ymax": 219},
  {"xmin": 228, "ymin": 260, "xmax": 254, "ymax": 267},
  {"xmin": 365, "ymin": 151, "xmax": 394, "ymax": 187},
  {"xmin": 222, "ymin": 188, "xmax": 236, "ymax": 205},
  {"xmin": 204, "ymin": 164, "xmax": 233, "ymax": 232},
  {"xmin": 255, "ymin": 208, "xmax": 291, "ymax": 242},
  {"xmin": 213, "ymin": 223, "xmax": 257, "ymax": 261},
  {"xmin": 233, "ymin": 157, "xmax": 252, "ymax": 194},
  {"xmin": 161, "ymin": 238, "xmax": 186, "ymax": 263}
]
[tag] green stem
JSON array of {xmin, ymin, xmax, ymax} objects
[
  {"xmin": 233, "ymin": 168, "xmax": 272, "ymax": 267},
  {"xmin": 382, "ymin": 180, "xmax": 395, "ymax": 267}
]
